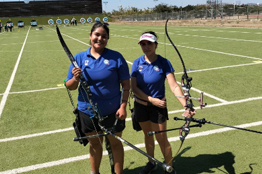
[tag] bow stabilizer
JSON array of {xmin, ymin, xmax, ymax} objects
[{"xmin": 174, "ymin": 117, "xmax": 262, "ymax": 134}]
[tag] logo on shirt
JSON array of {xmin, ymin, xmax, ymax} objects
[
  {"xmin": 139, "ymin": 66, "xmax": 143, "ymax": 72},
  {"xmin": 104, "ymin": 59, "xmax": 109, "ymax": 65},
  {"xmin": 85, "ymin": 60, "xmax": 89, "ymax": 66},
  {"xmin": 153, "ymin": 66, "xmax": 159, "ymax": 71}
]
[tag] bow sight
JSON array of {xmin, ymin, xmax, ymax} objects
[{"xmin": 175, "ymin": 92, "xmax": 207, "ymax": 109}]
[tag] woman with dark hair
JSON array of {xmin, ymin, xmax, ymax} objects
[
  {"xmin": 131, "ymin": 31, "xmax": 195, "ymax": 174},
  {"xmin": 65, "ymin": 22, "xmax": 130, "ymax": 174}
]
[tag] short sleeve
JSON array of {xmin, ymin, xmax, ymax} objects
[
  {"xmin": 117, "ymin": 55, "xmax": 130, "ymax": 81},
  {"xmin": 131, "ymin": 59, "xmax": 139, "ymax": 77},
  {"xmin": 165, "ymin": 59, "xmax": 175, "ymax": 75}
]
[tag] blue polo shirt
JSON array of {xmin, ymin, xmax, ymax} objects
[
  {"xmin": 131, "ymin": 55, "xmax": 174, "ymax": 99},
  {"xmin": 66, "ymin": 47, "xmax": 130, "ymax": 117}
]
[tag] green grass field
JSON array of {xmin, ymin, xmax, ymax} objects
[{"xmin": 0, "ymin": 23, "xmax": 262, "ymax": 174}]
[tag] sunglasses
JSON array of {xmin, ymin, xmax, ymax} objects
[{"xmin": 95, "ymin": 21, "xmax": 109, "ymax": 26}]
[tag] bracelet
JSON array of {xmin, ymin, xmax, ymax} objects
[{"xmin": 121, "ymin": 100, "xmax": 127, "ymax": 103}]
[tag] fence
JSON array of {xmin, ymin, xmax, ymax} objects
[{"xmin": 119, "ymin": 6, "xmax": 262, "ymax": 21}]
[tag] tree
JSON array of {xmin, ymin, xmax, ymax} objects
[
  {"xmin": 171, "ymin": 5, "xmax": 180, "ymax": 12},
  {"xmin": 184, "ymin": 5, "xmax": 195, "ymax": 11},
  {"xmin": 195, "ymin": 5, "xmax": 206, "ymax": 11},
  {"xmin": 153, "ymin": 3, "xmax": 173, "ymax": 13}
]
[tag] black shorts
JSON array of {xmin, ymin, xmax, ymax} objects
[
  {"xmin": 78, "ymin": 110, "xmax": 126, "ymax": 134},
  {"xmin": 134, "ymin": 101, "xmax": 168, "ymax": 124}
]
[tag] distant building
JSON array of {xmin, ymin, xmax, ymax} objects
[{"xmin": 0, "ymin": 0, "xmax": 102, "ymax": 17}]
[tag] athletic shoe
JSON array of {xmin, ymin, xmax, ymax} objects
[
  {"xmin": 90, "ymin": 172, "xmax": 100, "ymax": 174},
  {"xmin": 139, "ymin": 162, "xmax": 157, "ymax": 174}
]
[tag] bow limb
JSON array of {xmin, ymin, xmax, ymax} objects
[
  {"xmin": 165, "ymin": 19, "xmax": 187, "ymax": 75},
  {"xmin": 167, "ymin": 119, "xmax": 191, "ymax": 165},
  {"xmin": 165, "ymin": 19, "xmax": 194, "ymax": 111},
  {"xmin": 165, "ymin": 19, "xmax": 194, "ymax": 164}
]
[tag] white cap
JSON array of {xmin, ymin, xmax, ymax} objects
[{"xmin": 138, "ymin": 33, "xmax": 157, "ymax": 44}]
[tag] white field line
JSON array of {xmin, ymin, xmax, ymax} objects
[
  {"xmin": 176, "ymin": 62, "xmax": 262, "ymax": 103},
  {"xmin": 168, "ymin": 96, "xmax": 262, "ymax": 114},
  {"xmin": 7, "ymin": 87, "xmax": 64, "ymax": 95},
  {"xmin": 0, "ymin": 128, "xmax": 73, "ymax": 143},
  {"xmin": 191, "ymin": 86, "xmax": 227, "ymax": 103},
  {"xmin": 1, "ymin": 96, "xmax": 262, "ymax": 143},
  {"xmin": 116, "ymin": 27, "xmax": 260, "ymax": 35},
  {"xmin": 48, "ymin": 27, "xmax": 262, "ymax": 61},
  {"xmin": 1, "ymin": 120, "xmax": 262, "ymax": 174},
  {"xmin": 0, "ymin": 61, "xmax": 227, "ymax": 102},
  {"xmin": 0, "ymin": 27, "xmax": 88, "ymax": 119},
  {"xmin": 176, "ymin": 81, "xmax": 227, "ymax": 103},
  {"xmin": 1, "ymin": 62, "xmax": 260, "ymax": 97},
  {"xmin": 126, "ymin": 60, "xmax": 133, "ymax": 65},
  {"xmin": 1, "ymin": 40, "xmax": 59, "ymax": 46},
  {"xmin": 0, "ymin": 87, "xmax": 64, "ymax": 96},
  {"xmin": 0, "ymin": 50, "xmax": 64, "ymax": 53},
  {"xmin": 180, "ymin": 29, "xmax": 261, "ymax": 35},
  {"xmin": 112, "ymin": 34, "xmax": 262, "ymax": 61},
  {"xmin": 45, "ymin": 26, "xmax": 90, "ymax": 47},
  {"xmin": 41, "ymin": 27, "xmax": 262, "ymax": 61},
  {"xmin": 177, "ymin": 33, "xmax": 262, "ymax": 43},
  {"xmin": 168, "ymin": 44, "xmax": 262, "ymax": 61},
  {"xmin": 0, "ymin": 27, "xmax": 31, "ymax": 119},
  {"xmin": 175, "ymin": 62, "xmax": 262, "ymax": 75}
]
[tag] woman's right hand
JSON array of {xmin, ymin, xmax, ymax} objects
[
  {"xmin": 182, "ymin": 109, "xmax": 196, "ymax": 118},
  {"xmin": 72, "ymin": 67, "xmax": 82, "ymax": 81},
  {"xmin": 149, "ymin": 97, "xmax": 166, "ymax": 108}
]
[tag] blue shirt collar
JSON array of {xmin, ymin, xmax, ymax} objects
[
  {"xmin": 86, "ymin": 47, "xmax": 108, "ymax": 59},
  {"xmin": 139, "ymin": 55, "xmax": 159, "ymax": 65}
]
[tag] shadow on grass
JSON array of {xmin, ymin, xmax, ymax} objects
[
  {"xmin": 173, "ymin": 147, "xmax": 236, "ymax": 174},
  {"xmin": 123, "ymin": 147, "xmax": 257, "ymax": 174}
]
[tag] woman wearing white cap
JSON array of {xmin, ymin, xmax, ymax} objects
[{"xmin": 131, "ymin": 31, "xmax": 195, "ymax": 174}]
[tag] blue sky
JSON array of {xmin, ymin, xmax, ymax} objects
[
  {"xmin": 1, "ymin": 0, "xmax": 261, "ymax": 12},
  {"xmin": 103, "ymin": 0, "xmax": 261, "ymax": 12}
]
